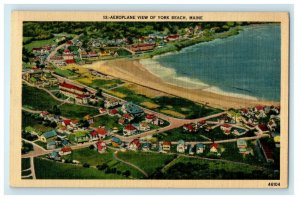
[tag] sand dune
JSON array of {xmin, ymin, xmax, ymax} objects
[{"xmin": 86, "ymin": 59, "xmax": 280, "ymax": 110}]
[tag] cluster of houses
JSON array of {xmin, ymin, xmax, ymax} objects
[{"xmin": 22, "ymin": 70, "xmax": 58, "ymax": 87}]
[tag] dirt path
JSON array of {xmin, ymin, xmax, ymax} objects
[{"xmin": 113, "ymin": 151, "xmax": 148, "ymax": 177}]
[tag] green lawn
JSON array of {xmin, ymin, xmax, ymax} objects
[
  {"xmin": 159, "ymin": 155, "xmax": 277, "ymax": 179},
  {"xmin": 117, "ymin": 151, "xmax": 177, "ymax": 175},
  {"xmin": 22, "ymin": 84, "xmax": 99, "ymax": 119},
  {"xmin": 89, "ymin": 79, "xmax": 124, "ymax": 90},
  {"xmin": 34, "ymin": 158, "xmax": 126, "ymax": 179},
  {"xmin": 65, "ymin": 148, "xmax": 144, "ymax": 179},
  {"xmin": 91, "ymin": 115, "xmax": 122, "ymax": 129},
  {"xmin": 24, "ymin": 37, "xmax": 58, "ymax": 51},
  {"xmin": 154, "ymin": 127, "xmax": 209, "ymax": 142},
  {"xmin": 34, "ymin": 141, "xmax": 47, "ymax": 149},
  {"xmin": 22, "ymin": 111, "xmax": 53, "ymax": 134},
  {"xmin": 21, "ymin": 158, "xmax": 30, "ymax": 170},
  {"xmin": 54, "ymin": 68, "xmax": 77, "ymax": 77}
]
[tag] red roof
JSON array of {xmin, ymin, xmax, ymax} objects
[
  {"xmin": 241, "ymin": 108, "xmax": 248, "ymax": 113},
  {"xmin": 66, "ymin": 40, "xmax": 73, "ymax": 45},
  {"xmin": 123, "ymin": 113, "xmax": 132, "ymax": 119},
  {"xmin": 94, "ymin": 128, "xmax": 107, "ymax": 135},
  {"xmin": 255, "ymin": 105, "xmax": 264, "ymax": 111},
  {"xmin": 184, "ymin": 123, "xmax": 194, "ymax": 131},
  {"xmin": 125, "ymin": 124, "xmax": 136, "ymax": 131},
  {"xmin": 63, "ymin": 119, "xmax": 71, "ymax": 125},
  {"xmin": 110, "ymin": 109, "xmax": 118, "ymax": 114},
  {"xmin": 211, "ymin": 143, "xmax": 218, "ymax": 149},
  {"xmin": 199, "ymin": 120, "xmax": 206, "ymax": 124},
  {"xmin": 90, "ymin": 131, "xmax": 98, "ymax": 137},
  {"xmin": 61, "ymin": 147, "xmax": 72, "ymax": 152},
  {"xmin": 95, "ymin": 141, "xmax": 106, "ymax": 151},
  {"xmin": 222, "ymin": 124, "xmax": 231, "ymax": 128},
  {"xmin": 40, "ymin": 111, "xmax": 49, "ymax": 116},
  {"xmin": 59, "ymin": 81, "xmax": 84, "ymax": 92},
  {"xmin": 258, "ymin": 124, "xmax": 268, "ymax": 131},
  {"xmin": 163, "ymin": 141, "xmax": 171, "ymax": 146},
  {"xmin": 130, "ymin": 139, "xmax": 141, "ymax": 147},
  {"xmin": 167, "ymin": 35, "xmax": 179, "ymax": 39},
  {"xmin": 65, "ymin": 59, "xmax": 75, "ymax": 64},
  {"xmin": 146, "ymin": 114, "xmax": 156, "ymax": 119}
]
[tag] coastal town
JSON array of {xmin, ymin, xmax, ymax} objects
[{"xmin": 21, "ymin": 22, "xmax": 280, "ymax": 180}]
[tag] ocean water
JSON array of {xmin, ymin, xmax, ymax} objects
[{"xmin": 141, "ymin": 24, "xmax": 281, "ymax": 101}]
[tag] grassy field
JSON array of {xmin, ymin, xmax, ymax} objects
[
  {"xmin": 24, "ymin": 37, "xmax": 59, "ymax": 51},
  {"xmin": 91, "ymin": 115, "xmax": 122, "ymax": 130},
  {"xmin": 54, "ymin": 68, "xmax": 77, "ymax": 77},
  {"xmin": 34, "ymin": 158, "xmax": 126, "ymax": 179},
  {"xmin": 65, "ymin": 148, "xmax": 144, "ymax": 179},
  {"xmin": 160, "ymin": 155, "xmax": 276, "ymax": 179},
  {"xmin": 117, "ymin": 151, "xmax": 177, "ymax": 175},
  {"xmin": 22, "ymin": 111, "xmax": 53, "ymax": 134},
  {"xmin": 22, "ymin": 84, "xmax": 98, "ymax": 119},
  {"xmin": 153, "ymin": 127, "xmax": 209, "ymax": 142},
  {"xmin": 21, "ymin": 158, "xmax": 30, "ymax": 170}
]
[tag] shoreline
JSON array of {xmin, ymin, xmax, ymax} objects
[{"xmin": 85, "ymin": 59, "xmax": 280, "ymax": 110}]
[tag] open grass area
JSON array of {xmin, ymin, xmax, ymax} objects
[
  {"xmin": 91, "ymin": 115, "xmax": 122, "ymax": 130},
  {"xmin": 54, "ymin": 68, "xmax": 77, "ymax": 77},
  {"xmin": 34, "ymin": 141, "xmax": 47, "ymax": 149},
  {"xmin": 22, "ymin": 84, "xmax": 98, "ymax": 119},
  {"xmin": 117, "ymin": 151, "xmax": 177, "ymax": 175},
  {"xmin": 24, "ymin": 37, "xmax": 58, "ymax": 51},
  {"xmin": 89, "ymin": 79, "xmax": 124, "ymax": 90},
  {"xmin": 65, "ymin": 148, "xmax": 144, "ymax": 179},
  {"xmin": 34, "ymin": 158, "xmax": 126, "ymax": 179},
  {"xmin": 153, "ymin": 127, "xmax": 209, "ymax": 142},
  {"xmin": 158, "ymin": 155, "xmax": 277, "ymax": 179},
  {"xmin": 21, "ymin": 158, "xmax": 30, "ymax": 170}
]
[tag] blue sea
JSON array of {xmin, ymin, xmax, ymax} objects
[{"xmin": 141, "ymin": 24, "xmax": 281, "ymax": 101}]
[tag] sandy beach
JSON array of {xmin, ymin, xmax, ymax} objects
[{"xmin": 86, "ymin": 59, "xmax": 280, "ymax": 110}]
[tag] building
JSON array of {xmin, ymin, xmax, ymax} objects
[
  {"xmin": 111, "ymin": 136, "xmax": 122, "ymax": 147},
  {"xmin": 94, "ymin": 140, "xmax": 107, "ymax": 153},
  {"xmin": 89, "ymin": 128, "xmax": 108, "ymax": 141},
  {"xmin": 210, "ymin": 143, "xmax": 218, "ymax": 153},
  {"xmin": 49, "ymin": 151, "xmax": 61, "ymax": 161},
  {"xmin": 123, "ymin": 124, "xmax": 137, "ymax": 136},
  {"xmin": 59, "ymin": 147, "xmax": 72, "ymax": 156},
  {"xmin": 129, "ymin": 43, "xmax": 155, "ymax": 52},
  {"xmin": 128, "ymin": 139, "xmax": 141, "ymax": 151},
  {"xmin": 220, "ymin": 124, "xmax": 232, "ymax": 132},
  {"xmin": 183, "ymin": 123, "xmax": 196, "ymax": 133},
  {"xmin": 141, "ymin": 142, "xmax": 151, "ymax": 151},
  {"xmin": 59, "ymin": 81, "xmax": 90, "ymax": 104},
  {"xmin": 46, "ymin": 141, "xmax": 57, "ymax": 150},
  {"xmin": 74, "ymin": 131, "xmax": 89, "ymax": 143},
  {"xmin": 139, "ymin": 122, "xmax": 150, "ymax": 131},
  {"xmin": 83, "ymin": 115, "xmax": 94, "ymax": 124},
  {"xmin": 195, "ymin": 143, "xmax": 204, "ymax": 154},
  {"xmin": 176, "ymin": 140, "xmax": 185, "ymax": 153},
  {"xmin": 162, "ymin": 141, "xmax": 171, "ymax": 151},
  {"xmin": 104, "ymin": 98, "xmax": 120, "ymax": 108},
  {"xmin": 145, "ymin": 114, "xmax": 156, "ymax": 123},
  {"xmin": 122, "ymin": 102, "xmax": 144, "ymax": 117},
  {"xmin": 40, "ymin": 130, "xmax": 57, "ymax": 143}
]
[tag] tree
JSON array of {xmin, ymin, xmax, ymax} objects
[
  {"xmin": 123, "ymin": 170, "xmax": 131, "ymax": 177},
  {"xmin": 96, "ymin": 88, "xmax": 102, "ymax": 97},
  {"xmin": 78, "ymin": 119, "xmax": 90, "ymax": 128},
  {"xmin": 51, "ymin": 105, "xmax": 61, "ymax": 116},
  {"xmin": 83, "ymin": 163, "xmax": 90, "ymax": 168}
]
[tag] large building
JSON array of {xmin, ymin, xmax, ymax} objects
[
  {"xmin": 59, "ymin": 81, "xmax": 91, "ymax": 104},
  {"xmin": 121, "ymin": 102, "xmax": 144, "ymax": 117}
]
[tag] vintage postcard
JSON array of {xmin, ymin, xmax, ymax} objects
[{"xmin": 10, "ymin": 11, "xmax": 289, "ymax": 188}]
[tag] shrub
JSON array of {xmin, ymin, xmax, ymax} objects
[{"xmin": 83, "ymin": 163, "xmax": 90, "ymax": 168}]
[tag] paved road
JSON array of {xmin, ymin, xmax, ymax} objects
[
  {"xmin": 113, "ymin": 151, "xmax": 148, "ymax": 177},
  {"xmin": 30, "ymin": 157, "xmax": 36, "ymax": 179}
]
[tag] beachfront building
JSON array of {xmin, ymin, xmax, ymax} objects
[{"xmin": 121, "ymin": 102, "xmax": 144, "ymax": 117}]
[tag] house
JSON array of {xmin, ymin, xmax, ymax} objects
[
  {"xmin": 129, "ymin": 43, "xmax": 155, "ymax": 52},
  {"xmin": 59, "ymin": 81, "xmax": 90, "ymax": 104},
  {"xmin": 210, "ymin": 143, "xmax": 218, "ymax": 153},
  {"xmin": 141, "ymin": 142, "xmax": 151, "ymax": 151},
  {"xmin": 62, "ymin": 119, "xmax": 71, "ymax": 127},
  {"xmin": 84, "ymin": 115, "xmax": 94, "ymax": 124},
  {"xmin": 197, "ymin": 120, "xmax": 207, "ymax": 128},
  {"xmin": 59, "ymin": 147, "xmax": 72, "ymax": 156},
  {"xmin": 128, "ymin": 139, "xmax": 141, "ymax": 151},
  {"xmin": 40, "ymin": 130, "xmax": 57, "ymax": 143},
  {"xmin": 123, "ymin": 124, "xmax": 137, "ymax": 136},
  {"xmin": 166, "ymin": 34, "xmax": 179, "ymax": 42},
  {"xmin": 220, "ymin": 124, "xmax": 232, "ymax": 132},
  {"xmin": 123, "ymin": 113, "xmax": 134, "ymax": 122},
  {"xmin": 111, "ymin": 136, "xmax": 122, "ymax": 147},
  {"xmin": 237, "ymin": 139, "xmax": 247, "ymax": 148},
  {"xmin": 99, "ymin": 107, "xmax": 106, "ymax": 114},
  {"xmin": 139, "ymin": 122, "xmax": 150, "ymax": 131},
  {"xmin": 40, "ymin": 111, "xmax": 49, "ymax": 118},
  {"xmin": 195, "ymin": 143, "xmax": 204, "ymax": 154},
  {"xmin": 94, "ymin": 140, "xmax": 107, "ymax": 153},
  {"xmin": 61, "ymin": 139, "xmax": 70, "ymax": 146},
  {"xmin": 90, "ymin": 128, "xmax": 108, "ymax": 140},
  {"xmin": 109, "ymin": 109, "xmax": 118, "ymax": 116},
  {"xmin": 122, "ymin": 102, "xmax": 144, "ymax": 117},
  {"xmin": 267, "ymin": 119, "xmax": 277, "ymax": 131},
  {"xmin": 183, "ymin": 123, "xmax": 196, "ymax": 133},
  {"xmin": 254, "ymin": 105, "xmax": 265, "ymax": 112},
  {"xmin": 70, "ymin": 119, "xmax": 79, "ymax": 127},
  {"xmin": 46, "ymin": 141, "xmax": 57, "ymax": 150},
  {"xmin": 118, "ymin": 118, "xmax": 126, "ymax": 125},
  {"xmin": 162, "ymin": 141, "xmax": 171, "ymax": 151},
  {"xmin": 57, "ymin": 132, "xmax": 67, "ymax": 139},
  {"xmin": 104, "ymin": 98, "xmax": 120, "ymax": 108},
  {"xmin": 176, "ymin": 140, "xmax": 185, "ymax": 153},
  {"xmin": 48, "ymin": 151, "xmax": 61, "ymax": 161},
  {"xmin": 145, "ymin": 114, "xmax": 156, "ymax": 123},
  {"xmin": 62, "ymin": 48, "xmax": 74, "ymax": 60}
]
